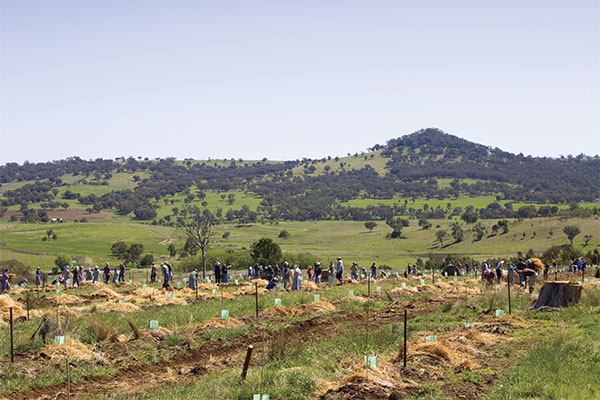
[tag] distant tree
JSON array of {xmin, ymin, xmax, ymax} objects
[
  {"xmin": 364, "ymin": 221, "xmax": 377, "ymax": 232},
  {"xmin": 583, "ymin": 234, "xmax": 592, "ymax": 247},
  {"xmin": 386, "ymin": 218, "xmax": 404, "ymax": 238},
  {"xmin": 497, "ymin": 220, "xmax": 509, "ymax": 234},
  {"xmin": 46, "ymin": 229, "xmax": 53, "ymax": 239},
  {"xmin": 227, "ymin": 193, "xmax": 235, "ymax": 205},
  {"xmin": 52, "ymin": 233, "xmax": 57, "ymax": 240},
  {"xmin": 54, "ymin": 254, "xmax": 71, "ymax": 270},
  {"xmin": 125, "ymin": 243, "xmax": 145, "ymax": 267},
  {"xmin": 517, "ymin": 205, "xmax": 537, "ymax": 219},
  {"xmin": 181, "ymin": 206, "xmax": 215, "ymax": 278},
  {"xmin": 251, "ymin": 238, "xmax": 282, "ymax": 266},
  {"xmin": 461, "ymin": 210, "xmax": 478, "ymax": 224},
  {"xmin": 167, "ymin": 243, "xmax": 177, "ymax": 257},
  {"xmin": 278, "ymin": 230, "xmax": 291, "ymax": 239},
  {"xmin": 563, "ymin": 225, "xmax": 581, "ymax": 245},
  {"xmin": 472, "ymin": 223, "xmax": 485, "ymax": 241},
  {"xmin": 451, "ymin": 222, "xmax": 464, "ymax": 242},
  {"xmin": 491, "ymin": 224, "xmax": 499, "ymax": 235},
  {"xmin": 222, "ymin": 231, "xmax": 230, "ymax": 240},
  {"xmin": 220, "ymin": 194, "xmax": 226, "ymax": 200},
  {"xmin": 133, "ymin": 205, "xmax": 157, "ymax": 220},
  {"xmin": 140, "ymin": 254, "xmax": 154, "ymax": 266},
  {"xmin": 435, "ymin": 230, "xmax": 447, "ymax": 247},
  {"xmin": 111, "ymin": 241, "xmax": 128, "ymax": 258},
  {"xmin": 418, "ymin": 219, "xmax": 431, "ymax": 230}
]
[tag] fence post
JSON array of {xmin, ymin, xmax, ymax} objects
[
  {"xmin": 66, "ymin": 356, "xmax": 71, "ymax": 400},
  {"xmin": 9, "ymin": 307, "xmax": 14, "ymax": 363},
  {"xmin": 432, "ymin": 266, "xmax": 434, "ymax": 285},
  {"xmin": 507, "ymin": 275, "xmax": 512, "ymax": 315},
  {"xmin": 26, "ymin": 296, "xmax": 30, "ymax": 321},
  {"xmin": 240, "ymin": 344, "xmax": 254, "ymax": 382},
  {"xmin": 255, "ymin": 284, "xmax": 259, "ymax": 319},
  {"xmin": 403, "ymin": 309, "xmax": 407, "ymax": 368}
]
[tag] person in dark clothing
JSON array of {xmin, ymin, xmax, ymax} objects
[
  {"xmin": 214, "ymin": 262, "xmax": 221, "ymax": 283},
  {"xmin": 314, "ymin": 262, "xmax": 322, "ymax": 283},
  {"xmin": 516, "ymin": 258, "xmax": 527, "ymax": 287},
  {"xmin": 370, "ymin": 263, "xmax": 377, "ymax": 279}
]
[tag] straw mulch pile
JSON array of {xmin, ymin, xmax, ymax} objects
[
  {"xmin": 92, "ymin": 287, "xmax": 123, "ymax": 299},
  {"xmin": 390, "ymin": 286, "xmax": 419, "ymax": 295},
  {"xmin": 263, "ymin": 305, "xmax": 303, "ymax": 317},
  {"xmin": 316, "ymin": 358, "xmax": 413, "ymax": 399},
  {"xmin": 301, "ymin": 281, "xmax": 321, "ymax": 291},
  {"xmin": 234, "ymin": 286, "xmax": 268, "ymax": 296},
  {"xmin": 45, "ymin": 293, "xmax": 82, "ymax": 306},
  {"xmin": 198, "ymin": 317, "xmax": 243, "ymax": 329},
  {"xmin": 300, "ymin": 301, "xmax": 336, "ymax": 313},
  {"xmin": 102, "ymin": 301, "xmax": 142, "ymax": 313},
  {"xmin": 40, "ymin": 337, "xmax": 103, "ymax": 362},
  {"xmin": 337, "ymin": 296, "xmax": 369, "ymax": 304},
  {"xmin": 0, "ymin": 294, "xmax": 25, "ymax": 320}
]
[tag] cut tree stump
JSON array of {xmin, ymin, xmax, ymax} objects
[{"xmin": 529, "ymin": 281, "xmax": 582, "ymax": 310}]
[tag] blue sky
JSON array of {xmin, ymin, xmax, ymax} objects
[{"xmin": 1, "ymin": 0, "xmax": 598, "ymax": 163}]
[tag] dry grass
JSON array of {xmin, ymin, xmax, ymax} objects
[
  {"xmin": 40, "ymin": 337, "xmax": 100, "ymax": 361},
  {"xmin": 263, "ymin": 305, "xmax": 302, "ymax": 317},
  {"xmin": 0, "ymin": 294, "xmax": 25, "ymax": 320},
  {"xmin": 197, "ymin": 317, "xmax": 243, "ymax": 329}
]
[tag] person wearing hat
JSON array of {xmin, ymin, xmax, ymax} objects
[
  {"xmin": 314, "ymin": 261, "xmax": 322, "ymax": 283},
  {"xmin": 370, "ymin": 263, "xmax": 377, "ymax": 279},
  {"xmin": 35, "ymin": 267, "xmax": 42, "ymax": 286},
  {"xmin": 350, "ymin": 262, "xmax": 359, "ymax": 281},
  {"xmin": 93, "ymin": 266, "xmax": 100, "ymax": 283},
  {"xmin": 188, "ymin": 269, "xmax": 198, "ymax": 290},
  {"xmin": 0, "ymin": 268, "xmax": 10, "ymax": 292},
  {"xmin": 103, "ymin": 263, "xmax": 111, "ymax": 284},
  {"xmin": 336, "ymin": 257, "xmax": 344, "ymax": 285},
  {"xmin": 62, "ymin": 265, "xmax": 71, "ymax": 289},
  {"xmin": 282, "ymin": 261, "xmax": 291, "ymax": 289},
  {"xmin": 213, "ymin": 261, "xmax": 222, "ymax": 283}
]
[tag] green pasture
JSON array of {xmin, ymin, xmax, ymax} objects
[{"xmin": 1, "ymin": 216, "xmax": 597, "ymax": 269}]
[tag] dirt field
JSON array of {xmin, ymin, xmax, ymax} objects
[{"xmin": 1, "ymin": 273, "xmax": 598, "ymax": 400}]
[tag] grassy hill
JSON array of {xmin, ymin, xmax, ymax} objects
[{"xmin": 1, "ymin": 215, "xmax": 597, "ymax": 269}]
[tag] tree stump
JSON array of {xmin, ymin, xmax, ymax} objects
[{"xmin": 529, "ymin": 281, "xmax": 582, "ymax": 310}]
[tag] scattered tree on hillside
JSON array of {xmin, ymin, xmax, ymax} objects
[
  {"xmin": 472, "ymin": 223, "xmax": 485, "ymax": 241},
  {"xmin": 461, "ymin": 210, "xmax": 478, "ymax": 224},
  {"xmin": 167, "ymin": 243, "xmax": 177, "ymax": 257},
  {"xmin": 563, "ymin": 225, "xmax": 581, "ymax": 246},
  {"xmin": 418, "ymin": 218, "xmax": 432, "ymax": 230},
  {"xmin": 451, "ymin": 222, "xmax": 464, "ymax": 242},
  {"xmin": 222, "ymin": 231, "xmax": 230, "ymax": 240},
  {"xmin": 386, "ymin": 218, "xmax": 406, "ymax": 238},
  {"xmin": 278, "ymin": 230, "xmax": 290, "ymax": 239},
  {"xmin": 583, "ymin": 234, "xmax": 592, "ymax": 247},
  {"xmin": 364, "ymin": 221, "xmax": 377, "ymax": 232},
  {"xmin": 435, "ymin": 230, "xmax": 447, "ymax": 247}
]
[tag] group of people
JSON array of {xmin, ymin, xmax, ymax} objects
[{"xmin": 237, "ymin": 257, "xmax": 379, "ymax": 291}]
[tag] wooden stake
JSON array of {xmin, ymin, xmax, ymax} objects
[
  {"xmin": 403, "ymin": 309, "xmax": 407, "ymax": 368},
  {"xmin": 366, "ymin": 276, "xmax": 370, "ymax": 360},
  {"xmin": 240, "ymin": 344, "xmax": 254, "ymax": 382},
  {"xmin": 9, "ymin": 307, "xmax": 14, "ymax": 363},
  {"xmin": 66, "ymin": 356, "xmax": 71, "ymax": 400},
  {"xmin": 255, "ymin": 283, "xmax": 259, "ymax": 319},
  {"xmin": 26, "ymin": 296, "xmax": 30, "ymax": 321},
  {"xmin": 508, "ymin": 275, "xmax": 512, "ymax": 315}
]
